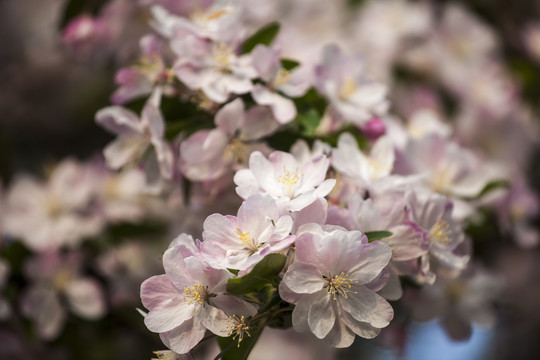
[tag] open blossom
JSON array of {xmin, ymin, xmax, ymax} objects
[
  {"xmin": 280, "ymin": 224, "xmax": 393, "ymax": 347},
  {"xmin": 3, "ymin": 159, "xmax": 102, "ymax": 251},
  {"xmin": 141, "ymin": 239, "xmax": 256, "ymax": 354},
  {"xmin": 404, "ymin": 191, "xmax": 470, "ymax": 284},
  {"xmin": 111, "ymin": 34, "xmax": 175, "ymax": 105},
  {"xmin": 201, "ymin": 194, "xmax": 295, "ymax": 271},
  {"xmin": 95, "ymin": 90, "xmax": 174, "ymax": 184},
  {"xmin": 251, "ymin": 44, "xmax": 311, "ymax": 124},
  {"xmin": 315, "ymin": 44, "xmax": 388, "ymax": 126},
  {"xmin": 21, "ymin": 251, "xmax": 106, "ymax": 340},
  {"xmin": 332, "ymin": 132, "xmax": 395, "ymax": 188},
  {"xmin": 179, "ymin": 98, "xmax": 278, "ymax": 181},
  {"xmin": 234, "ymin": 150, "xmax": 335, "ymax": 212}
]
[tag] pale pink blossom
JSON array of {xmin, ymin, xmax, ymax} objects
[
  {"xmin": 280, "ymin": 224, "xmax": 393, "ymax": 347},
  {"xmin": 179, "ymin": 98, "xmax": 278, "ymax": 181},
  {"xmin": 332, "ymin": 132, "xmax": 395, "ymax": 188},
  {"xmin": 201, "ymin": 194, "xmax": 295, "ymax": 271},
  {"xmin": 141, "ymin": 239, "xmax": 256, "ymax": 354},
  {"xmin": 234, "ymin": 150, "xmax": 335, "ymax": 212},
  {"xmin": 21, "ymin": 251, "xmax": 106, "ymax": 340},
  {"xmin": 315, "ymin": 44, "xmax": 388, "ymax": 126},
  {"xmin": 96, "ymin": 90, "xmax": 174, "ymax": 184},
  {"xmin": 251, "ymin": 44, "xmax": 311, "ymax": 124}
]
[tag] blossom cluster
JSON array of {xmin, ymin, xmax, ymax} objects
[{"xmin": 1, "ymin": 0, "xmax": 539, "ymax": 359}]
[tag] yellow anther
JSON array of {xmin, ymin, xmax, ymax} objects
[
  {"xmin": 213, "ymin": 43, "xmax": 234, "ymax": 68},
  {"xmin": 324, "ymin": 272, "xmax": 358, "ymax": 301},
  {"xmin": 235, "ymin": 228, "xmax": 261, "ymax": 254},
  {"xmin": 340, "ymin": 77, "xmax": 357, "ymax": 99},
  {"xmin": 226, "ymin": 315, "xmax": 251, "ymax": 347},
  {"xmin": 152, "ymin": 350, "xmax": 178, "ymax": 360},
  {"xmin": 430, "ymin": 219, "xmax": 452, "ymax": 246},
  {"xmin": 274, "ymin": 68, "xmax": 291, "ymax": 87},
  {"xmin": 183, "ymin": 284, "xmax": 208, "ymax": 305}
]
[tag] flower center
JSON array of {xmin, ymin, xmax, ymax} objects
[
  {"xmin": 277, "ymin": 167, "xmax": 301, "ymax": 197},
  {"xmin": 213, "ymin": 43, "xmax": 234, "ymax": 69},
  {"xmin": 429, "ymin": 219, "xmax": 452, "ymax": 246},
  {"xmin": 274, "ymin": 68, "xmax": 291, "ymax": 87},
  {"xmin": 340, "ymin": 77, "xmax": 357, "ymax": 99},
  {"xmin": 226, "ymin": 315, "xmax": 251, "ymax": 347},
  {"xmin": 152, "ymin": 350, "xmax": 178, "ymax": 360},
  {"xmin": 183, "ymin": 284, "xmax": 209, "ymax": 305},
  {"xmin": 324, "ymin": 272, "xmax": 358, "ymax": 301},
  {"xmin": 235, "ymin": 228, "xmax": 261, "ymax": 254}
]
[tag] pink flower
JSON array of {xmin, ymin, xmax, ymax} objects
[
  {"xmin": 141, "ymin": 239, "xmax": 256, "ymax": 354},
  {"xmin": 280, "ymin": 224, "xmax": 393, "ymax": 347},
  {"xmin": 21, "ymin": 251, "xmax": 106, "ymax": 340},
  {"xmin": 201, "ymin": 194, "xmax": 295, "ymax": 271},
  {"xmin": 234, "ymin": 150, "xmax": 335, "ymax": 212},
  {"xmin": 251, "ymin": 44, "xmax": 311, "ymax": 124},
  {"xmin": 95, "ymin": 91, "xmax": 174, "ymax": 185},
  {"xmin": 315, "ymin": 44, "xmax": 388, "ymax": 126}
]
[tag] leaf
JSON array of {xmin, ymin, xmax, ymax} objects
[
  {"xmin": 242, "ymin": 22, "xmax": 280, "ymax": 53},
  {"xmin": 216, "ymin": 323, "xmax": 264, "ymax": 360},
  {"xmin": 281, "ymin": 59, "xmax": 300, "ymax": 71},
  {"xmin": 476, "ymin": 180, "xmax": 509, "ymax": 198},
  {"xmin": 365, "ymin": 231, "xmax": 393, "ymax": 242},
  {"xmin": 226, "ymin": 254, "xmax": 286, "ymax": 295},
  {"xmin": 298, "ymin": 108, "xmax": 321, "ymax": 136}
]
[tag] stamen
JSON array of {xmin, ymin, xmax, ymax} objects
[
  {"xmin": 183, "ymin": 284, "xmax": 209, "ymax": 305},
  {"xmin": 277, "ymin": 167, "xmax": 301, "ymax": 197},
  {"xmin": 152, "ymin": 350, "xmax": 178, "ymax": 360},
  {"xmin": 235, "ymin": 228, "xmax": 261, "ymax": 254},
  {"xmin": 274, "ymin": 68, "xmax": 291, "ymax": 87},
  {"xmin": 430, "ymin": 219, "xmax": 452, "ymax": 246},
  {"xmin": 323, "ymin": 272, "xmax": 358, "ymax": 301},
  {"xmin": 226, "ymin": 315, "xmax": 251, "ymax": 347}
]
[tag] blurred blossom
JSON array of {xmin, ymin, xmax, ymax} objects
[{"xmin": 21, "ymin": 250, "xmax": 106, "ymax": 340}]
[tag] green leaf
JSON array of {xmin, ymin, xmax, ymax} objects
[
  {"xmin": 365, "ymin": 231, "xmax": 393, "ymax": 242},
  {"xmin": 242, "ymin": 22, "xmax": 280, "ymax": 53},
  {"xmin": 226, "ymin": 254, "xmax": 286, "ymax": 295},
  {"xmin": 217, "ymin": 323, "xmax": 264, "ymax": 360},
  {"xmin": 476, "ymin": 180, "xmax": 509, "ymax": 198},
  {"xmin": 281, "ymin": 59, "xmax": 300, "ymax": 71},
  {"xmin": 298, "ymin": 108, "xmax": 321, "ymax": 136}
]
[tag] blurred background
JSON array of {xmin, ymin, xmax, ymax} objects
[{"xmin": 1, "ymin": 0, "xmax": 540, "ymax": 359}]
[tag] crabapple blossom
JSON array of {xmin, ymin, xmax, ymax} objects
[
  {"xmin": 201, "ymin": 194, "xmax": 295, "ymax": 271},
  {"xmin": 250, "ymin": 44, "xmax": 311, "ymax": 123},
  {"xmin": 332, "ymin": 132, "xmax": 395, "ymax": 188},
  {"xmin": 280, "ymin": 224, "xmax": 394, "ymax": 347},
  {"xmin": 315, "ymin": 44, "xmax": 389, "ymax": 126},
  {"xmin": 95, "ymin": 90, "xmax": 174, "ymax": 184},
  {"xmin": 179, "ymin": 98, "xmax": 278, "ymax": 181},
  {"xmin": 140, "ymin": 238, "xmax": 256, "ymax": 354},
  {"xmin": 234, "ymin": 150, "xmax": 336, "ymax": 212},
  {"xmin": 21, "ymin": 251, "xmax": 106, "ymax": 340}
]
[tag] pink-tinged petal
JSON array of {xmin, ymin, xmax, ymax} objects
[
  {"xmin": 313, "ymin": 179, "xmax": 336, "ymax": 198},
  {"xmin": 384, "ymin": 224, "xmax": 428, "ymax": 261},
  {"xmin": 292, "ymin": 198, "xmax": 328, "ymax": 234},
  {"xmin": 364, "ymin": 267, "xmax": 390, "ymax": 293},
  {"xmin": 179, "ymin": 129, "xmax": 229, "ymax": 181},
  {"xmin": 340, "ymin": 286, "xmax": 393, "ymax": 328},
  {"xmin": 291, "ymin": 294, "xmax": 313, "ymax": 333},
  {"xmin": 322, "ymin": 315, "xmax": 356, "ymax": 348},
  {"xmin": 251, "ymin": 84, "xmax": 296, "ymax": 124},
  {"xmin": 369, "ymin": 135, "xmax": 395, "ymax": 176},
  {"xmin": 210, "ymin": 295, "xmax": 257, "ymax": 317},
  {"xmin": 103, "ymin": 136, "xmax": 148, "ymax": 170},
  {"xmin": 162, "ymin": 249, "xmax": 191, "ymax": 290},
  {"xmin": 332, "ymin": 133, "xmax": 367, "ymax": 181},
  {"xmin": 308, "ymin": 292, "xmax": 336, "ymax": 339},
  {"xmin": 142, "ymin": 93, "xmax": 165, "ymax": 139},
  {"xmin": 144, "ymin": 301, "xmax": 194, "ymax": 333},
  {"xmin": 283, "ymin": 262, "xmax": 324, "ymax": 294},
  {"xmin": 340, "ymin": 311, "xmax": 381, "ymax": 339},
  {"xmin": 294, "ymin": 231, "xmax": 319, "ymax": 264},
  {"xmin": 215, "ymin": 98, "xmax": 244, "ymax": 136},
  {"xmin": 252, "ymin": 44, "xmax": 280, "ymax": 81},
  {"xmin": 65, "ymin": 278, "xmax": 106, "ymax": 319},
  {"xmin": 377, "ymin": 270, "xmax": 403, "ymax": 301},
  {"xmin": 297, "ymin": 155, "xmax": 330, "ymax": 193},
  {"xmin": 272, "ymin": 215, "xmax": 294, "ymax": 239},
  {"xmin": 347, "ymin": 242, "xmax": 392, "ymax": 285},
  {"xmin": 95, "ymin": 106, "xmax": 143, "ymax": 135},
  {"xmin": 140, "ymin": 275, "xmax": 179, "ymax": 310},
  {"xmin": 165, "ymin": 318, "xmax": 207, "ymax": 354},
  {"xmin": 279, "ymin": 66, "xmax": 311, "ymax": 98},
  {"xmin": 278, "ymin": 281, "xmax": 303, "ymax": 304},
  {"xmin": 199, "ymin": 306, "xmax": 230, "ymax": 336},
  {"xmin": 242, "ymin": 106, "xmax": 280, "ymax": 140},
  {"xmin": 234, "ymin": 169, "xmax": 259, "ymax": 199},
  {"xmin": 22, "ymin": 285, "xmax": 65, "ymax": 340},
  {"xmin": 151, "ymin": 139, "xmax": 174, "ymax": 180},
  {"xmin": 250, "ymin": 151, "xmax": 281, "ymax": 197}
]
